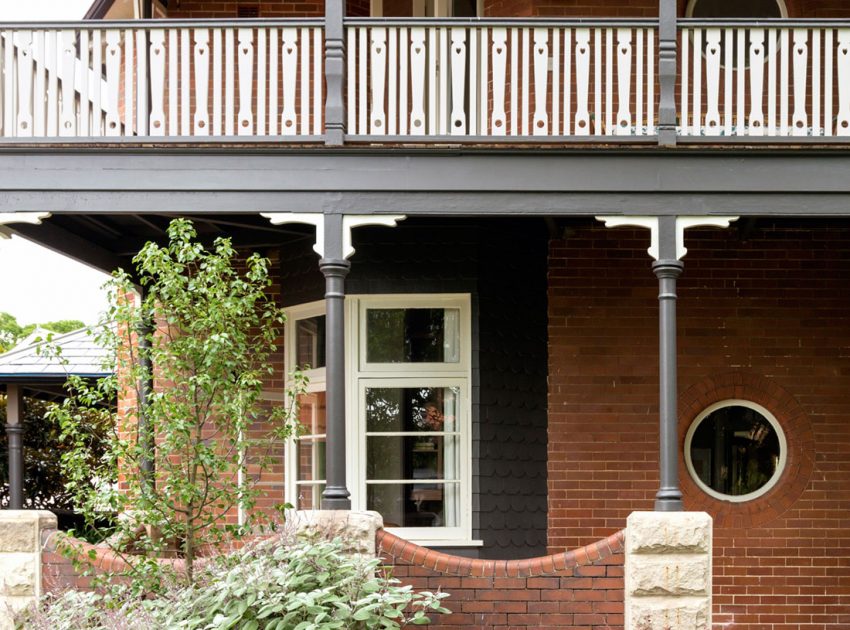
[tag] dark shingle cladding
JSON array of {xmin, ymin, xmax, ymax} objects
[{"xmin": 278, "ymin": 218, "xmax": 549, "ymax": 559}]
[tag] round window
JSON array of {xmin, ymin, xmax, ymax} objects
[
  {"xmin": 686, "ymin": 0, "xmax": 787, "ymax": 18},
  {"xmin": 684, "ymin": 400, "xmax": 786, "ymax": 502}
]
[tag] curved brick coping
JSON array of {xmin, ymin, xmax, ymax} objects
[
  {"xmin": 43, "ymin": 531, "xmax": 187, "ymax": 574},
  {"xmin": 376, "ymin": 529, "xmax": 625, "ymax": 578}
]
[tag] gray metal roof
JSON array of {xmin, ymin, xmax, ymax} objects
[{"xmin": 0, "ymin": 326, "xmax": 113, "ymax": 381}]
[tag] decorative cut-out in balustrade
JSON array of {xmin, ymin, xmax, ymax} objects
[{"xmin": 0, "ymin": 22, "xmax": 323, "ymax": 139}]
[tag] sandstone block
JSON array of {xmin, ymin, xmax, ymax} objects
[
  {"xmin": 628, "ymin": 554, "xmax": 710, "ymax": 597},
  {"xmin": 627, "ymin": 511, "xmax": 711, "ymax": 555},
  {"xmin": 629, "ymin": 597, "xmax": 710, "ymax": 630},
  {"xmin": 291, "ymin": 510, "xmax": 384, "ymax": 555},
  {"xmin": 0, "ymin": 554, "xmax": 36, "ymax": 597}
]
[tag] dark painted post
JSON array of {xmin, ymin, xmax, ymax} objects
[
  {"xmin": 137, "ymin": 303, "xmax": 155, "ymax": 489},
  {"xmin": 325, "ymin": 0, "xmax": 347, "ymax": 146},
  {"xmin": 320, "ymin": 214, "xmax": 351, "ymax": 509},
  {"xmin": 6, "ymin": 384, "xmax": 23, "ymax": 509},
  {"xmin": 654, "ymin": 216, "xmax": 683, "ymax": 511},
  {"xmin": 658, "ymin": 0, "xmax": 678, "ymax": 147}
]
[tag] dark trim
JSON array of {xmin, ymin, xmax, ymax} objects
[
  {"xmin": 4, "ymin": 18, "xmax": 324, "ymax": 28},
  {"xmin": 0, "ymin": 152, "xmax": 850, "ymax": 216},
  {"xmin": 0, "ymin": 374, "xmax": 111, "ymax": 381},
  {"xmin": 346, "ymin": 135, "xmax": 659, "ymax": 144},
  {"xmin": 346, "ymin": 17, "xmax": 657, "ymax": 26},
  {"xmin": 9, "ymin": 222, "xmax": 125, "ymax": 274},
  {"xmin": 83, "ymin": 0, "xmax": 116, "ymax": 20}
]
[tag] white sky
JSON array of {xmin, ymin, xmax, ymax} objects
[
  {"xmin": 0, "ymin": 0, "xmax": 111, "ymax": 327},
  {"xmin": 0, "ymin": 0, "xmax": 94, "ymax": 21}
]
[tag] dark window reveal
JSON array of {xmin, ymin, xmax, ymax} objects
[{"xmin": 689, "ymin": 404, "xmax": 782, "ymax": 498}]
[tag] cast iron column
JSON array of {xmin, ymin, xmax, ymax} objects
[
  {"xmin": 658, "ymin": 0, "xmax": 677, "ymax": 147},
  {"xmin": 654, "ymin": 216, "xmax": 683, "ymax": 511},
  {"xmin": 320, "ymin": 215, "xmax": 351, "ymax": 509},
  {"xmin": 325, "ymin": 0, "xmax": 346, "ymax": 146},
  {"xmin": 137, "ymin": 303, "xmax": 155, "ymax": 489},
  {"xmin": 6, "ymin": 384, "xmax": 23, "ymax": 510}
]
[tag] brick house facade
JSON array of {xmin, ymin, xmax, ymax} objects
[{"xmin": 3, "ymin": 0, "xmax": 850, "ymax": 628}]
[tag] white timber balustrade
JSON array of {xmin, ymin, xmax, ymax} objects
[
  {"xmin": 0, "ymin": 19, "xmax": 323, "ymax": 140},
  {"xmin": 345, "ymin": 19, "xmax": 658, "ymax": 139},
  {"xmin": 679, "ymin": 20, "xmax": 850, "ymax": 138}
]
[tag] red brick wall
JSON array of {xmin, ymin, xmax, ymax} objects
[
  {"xmin": 548, "ymin": 219, "xmax": 850, "ymax": 629},
  {"xmin": 378, "ymin": 529, "xmax": 625, "ymax": 629}
]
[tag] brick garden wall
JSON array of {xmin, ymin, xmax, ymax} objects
[
  {"xmin": 548, "ymin": 219, "xmax": 850, "ymax": 629},
  {"xmin": 378, "ymin": 529, "xmax": 625, "ymax": 629}
]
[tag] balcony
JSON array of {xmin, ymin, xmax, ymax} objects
[{"xmin": 0, "ymin": 17, "xmax": 848, "ymax": 145}]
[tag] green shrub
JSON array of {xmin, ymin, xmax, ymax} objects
[{"xmin": 21, "ymin": 536, "xmax": 450, "ymax": 630}]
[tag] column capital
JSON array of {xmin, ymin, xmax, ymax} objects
[
  {"xmin": 596, "ymin": 215, "xmax": 738, "ymax": 261},
  {"xmin": 652, "ymin": 259, "xmax": 684, "ymax": 280},
  {"xmin": 262, "ymin": 213, "xmax": 405, "ymax": 260}
]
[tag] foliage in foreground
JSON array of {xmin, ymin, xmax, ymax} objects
[
  {"xmin": 21, "ymin": 536, "xmax": 450, "ymax": 630},
  {"xmin": 48, "ymin": 218, "xmax": 301, "ymax": 588}
]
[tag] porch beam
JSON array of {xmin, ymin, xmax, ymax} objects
[{"xmin": 6, "ymin": 384, "xmax": 24, "ymax": 510}]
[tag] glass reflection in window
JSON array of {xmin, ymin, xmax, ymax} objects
[
  {"xmin": 366, "ymin": 308, "xmax": 460, "ymax": 364},
  {"xmin": 365, "ymin": 386, "xmax": 460, "ymax": 527}
]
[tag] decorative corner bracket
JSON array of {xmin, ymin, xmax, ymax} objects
[
  {"xmin": 262, "ymin": 212, "xmax": 325, "ymax": 256},
  {"xmin": 0, "ymin": 212, "xmax": 51, "ymax": 239},
  {"xmin": 262, "ymin": 213, "xmax": 406, "ymax": 259},
  {"xmin": 341, "ymin": 216, "xmax": 405, "ymax": 259},
  {"xmin": 595, "ymin": 215, "xmax": 738, "ymax": 261}
]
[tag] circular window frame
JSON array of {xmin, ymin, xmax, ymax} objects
[
  {"xmin": 684, "ymin": 398, "xmax": 787, "ymax": 503},
  {"xmin": 684, "ymin": 0, "xmax": 789, "ymax": 18}
]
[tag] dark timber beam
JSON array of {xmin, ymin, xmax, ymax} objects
[
  {"xmin": 2, "ymin": 152, "xmax": 850, "ymax": 216},
  {"xmin": 9, "ymin": 221, "xmax": 125, "ymax": 275}
]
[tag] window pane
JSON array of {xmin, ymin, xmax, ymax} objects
[
  {"xmin": 366, "ymin": 435, "xmax": 459, "ymax": 480},
  {"xmin": 298, "ymin": 391, "xmax": 326, "ymax": 435},
  {"xmin": 366, "ymin": 387, "xmax": 459, "ymax": 433},
  {"xmin": 297, "ymin": 438, "xmax": 326, "ymax": 482},
  {"xmin": 366, "ymin": 308, "xmax": 460, "ymax": 363},
  {"xmin": 689, "ymin": 405, "xmax": 781, "ymax": 497},
  {"xmin": 296, "ymin": 391, "xmax": 326, "ymax": 484},
  {"xmin": 367, "ymin": 482, "xmax": 460, "ymax": 528},
  {"xmin": 296, "ymin": 483, "xmax": 325, "ymax": 510},
  {"xmin": 296, "ymin": 316, "xmax": 326, "ymax": 369}
]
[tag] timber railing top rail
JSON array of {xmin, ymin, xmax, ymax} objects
[
  {"xmin": 678, "ymin": 18, "xmax": 850, "ymax": 27},
  {"xmin": 345, "ymin": 17, "xmax": 658, "ymax": 26},
  {"xmin": 0, "ymin": 18, "xmax": 324, "ymax": 29}
]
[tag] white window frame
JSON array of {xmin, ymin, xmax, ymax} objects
[
  {"xmin": 283, "ymin": 301, "xmax": 327, "ymax": 509},
  {"xmin": 370, "ymin": 0, "xmax": 483, "ymax": 17},
  {"xmin": 285, "ymin": 294, "xmax": 476, "ymax": 545},
  {"xmin": 684, "ymin": 399, "xmax": 788, "ymax": 503},
  {"xmin": 347, "ymin": 294, "xmax": 477, "ymax": 545}
]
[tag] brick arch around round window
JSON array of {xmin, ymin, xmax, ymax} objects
[{"xmin": 678, "ymin": 372, "xmax": 814, "ymax": 528}]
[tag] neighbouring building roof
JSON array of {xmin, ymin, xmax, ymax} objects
[{"xmin": 0, "ymin": 327, "xmax": 113, "ymax": 381}]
